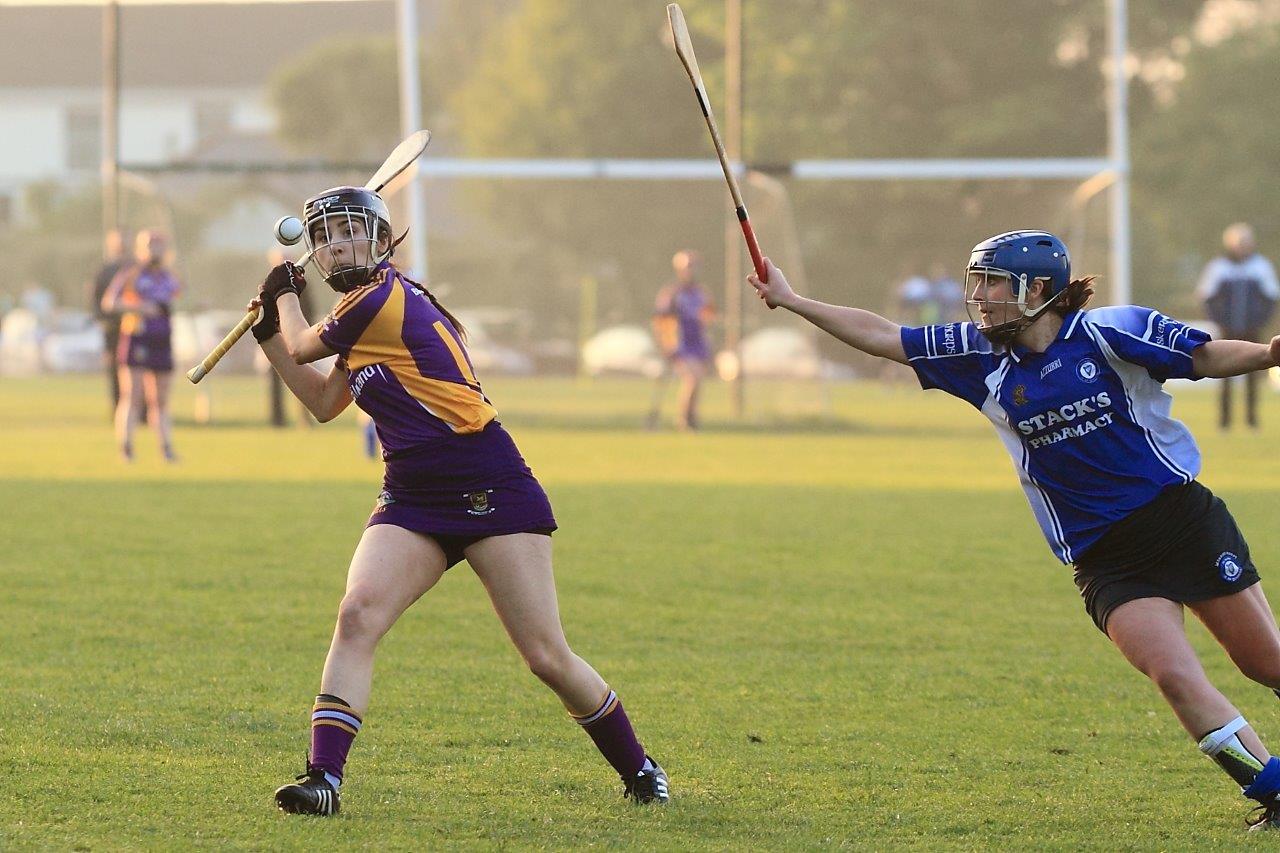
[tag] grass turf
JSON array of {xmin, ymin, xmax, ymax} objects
[{"xmin": 3, "ymin": 374, "xmax": 1280, "ymax": 849}]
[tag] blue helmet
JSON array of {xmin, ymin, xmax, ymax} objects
[{"xmin": 965, "ymin": 231, "xmax": 1072, "ymax": 343}]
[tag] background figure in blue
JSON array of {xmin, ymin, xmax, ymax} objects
[
  {"xmin": 881, "ymin": 266, "xmax": 934, "ymax": 387},
  {"xmin": 928, "ymin": 261, "xmax": 966, "ymax": 323},
  {"xmin": 87, "ymin": 228, "xmax": 130, "ymax": 417},
  {"xmin": 1197, "ymin": 223, "xmax": 1279, "ymax": 430},
  {"xmin": 749, "ymin": 231, "xmax": 1280, "ymax": 831},
  {"xmin": 653, "ymin": 250, "xmax": 715, "ymax": 430}
]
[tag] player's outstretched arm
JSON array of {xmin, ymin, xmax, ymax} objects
[
  {"xmin": 1192, "ymin": 336, "xmax": 1280, "ymax": 378},
  {"xmin": 747, "ymin": 257, "xmax": 908, "ymax": 365}
]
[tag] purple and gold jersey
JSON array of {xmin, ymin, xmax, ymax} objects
[
  {"xmin": 654, "ymin": 283, "xmax": 712, "ymax": 360},
  {"xmin": 319, "ymin": 264, "xmax": 497, "ymax": 454},
  {"xmin": 116, "ymin": 265, "xmax": 179, "ymax": 338}
]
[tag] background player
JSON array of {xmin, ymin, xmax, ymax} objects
[
  {"xmin": 1197, "ymin": 222, "xmax": 1279, "ymax": 430},
  {"xmin": 100, "ymin": 229, "xmax": 180, "ymax": 462},
  {"xmin": 652, "ymin": 250, "xmax": 716, "ymax": 430},
  {"xmin": 250, "ymin": 186, "xmax": 668, "ymax": 815},
  {"xmin": 748, "ymin": 231, "xmax": 1280, "ymax": 830},
  {"xmin": 87, "ymin": 228, "xmax": 130, "ymax": 418}
]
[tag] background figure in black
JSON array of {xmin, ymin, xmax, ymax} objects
[
  {"xmin": 88, "ymin": 229, "xmax": 130, "ymax": 417},
  {"xmin": 266, "ymin": 249, "xmax": 315, "ymax": 429},
  {"xmin": 1197, "ymin": 223, "xmax": 1280, "ymax": 430}
]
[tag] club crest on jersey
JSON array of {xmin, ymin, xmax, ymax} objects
[
  {"xmin": 1076, "ymin": 358, "xmax": 1100, "ymax": 383},
  {"xmin": 1012, "ymin": 384, "xmax": 1028, "ymax": 406},
  {"xmin": 464, "ymin": 490, "xmax": 495, "ymax": 516},
  {"xmin": 1217, "ymin": 551, "xmax": 1244, "ymax": 582},
  {"xmin": 373, "ymin": 489, "xmax": 395, "ymax": 513}
]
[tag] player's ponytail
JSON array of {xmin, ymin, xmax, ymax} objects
[
  {"xmin": 1054, "ymin": 276, "xmax": 1096, "ymax": 315},
  {"xmin": 425, "ymin": 289, "xmax": 467, "ymax": 341},
  {"xmin": 395, "ymin": 266, "xmax": 467, "ymax": 340}
]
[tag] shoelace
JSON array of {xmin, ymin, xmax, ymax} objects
[{"xmin": 1247, "ymin": 801, "xmax": 1280, "ymax": 828}]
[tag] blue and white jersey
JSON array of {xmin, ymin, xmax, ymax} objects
[{"xmin": 901, "ymin": 307, "xmax": 1211, "ymax": 563}]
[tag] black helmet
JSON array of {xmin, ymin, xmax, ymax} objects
[{"xmin": 302, "ymin": 186, "xmax": 393, "ymax": 293}]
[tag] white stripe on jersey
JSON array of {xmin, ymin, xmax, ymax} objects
[
  {"xmin": 982, "ymin": 360, "xmax": 1073, "ymax": 562},
  {"xmin": 1084, "ymin": 320, "xmax": 1197, "ymax": 483}
]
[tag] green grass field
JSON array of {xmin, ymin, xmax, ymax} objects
[{"xmin": 5, "ymin": 373, "xmax": 1280, "ymax": 850}]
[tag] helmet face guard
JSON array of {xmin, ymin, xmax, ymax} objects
[
  {"xmin": 302, "ymin": 187, "xmax": 393, "ymax": 293},
  {"xmin": 964, "ymin": 231, "xmax": 1072, "ymax": 345},
  {"xmin": 966, "ymin": 267, "xmax": 1030, "ymax": 345}
]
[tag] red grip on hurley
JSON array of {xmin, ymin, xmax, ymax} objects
[{"xmin": 737, "ymin": 212, "xmax": 767, "ymax": 283}]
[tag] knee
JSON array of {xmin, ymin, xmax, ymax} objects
[
  {"xmin": 1148, "ymin": 663, "xmax": 1209, "ymax": 704},
  {"xmin": 335, "ymin": 590, "xmax": 389, "ymax": 646},
  {"xmin": 523, "ymin": 641, "xmax": 574, "ymax": 685},
  {"xmin": 1239, "ymin": 660, "xmax": 1280, "ymax": 691}
]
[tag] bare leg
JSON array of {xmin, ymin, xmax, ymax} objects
[
  {"xmin": 1108, "ymin": 597, "xmax": 1269, "ymax": 761},
  {"xmin": 1246, "ymin": 367, "xmax": 1260, "ymax": 429},
  {"xmin": 142, "ymin": 370, "xmax": 176, "ymax": 459},
  {"xmin": 1221, "ymin": 374, "xmax": 1233, "ymax": 430},
  {"xmin": 674, "ymin": 359, "xmax": 705, "ymax": 431},
  {"xmin": 320, "ymin": 524, "xmax": 449, "ymax": 713},
  {"xmin": 465, "ymin": 532, "xmax": 653, "ymax": 780},
  {"xmin": 114, "ymin": 366, "xmax": 142, "ymax": 458},
  {"xmin": 465, "ymin": 533, "xmax": 606, "ymax": 714},
  {"xmin": 1191, "ymin": 585, "xmax": 1280, "ymax": 691}
]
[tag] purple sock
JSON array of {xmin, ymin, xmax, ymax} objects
[
  {"xmin": 310, "ymin": 694, "xmax": 362, "ymax": 784},
  {"xmin": 573, "ymin": 689, "xmax": 647, "ymax": 777}
]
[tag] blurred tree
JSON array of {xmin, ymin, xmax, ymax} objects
[
  {"xmin": 260, "ymin": 0, "xmax": 1278, "ymax": 343},
  {"xmin": 1133, "ymin": 25, "xmax": 1280, "ymax": 314},
  {"xmin": 267, "ymin": 36, "xmax": 403, "ymax": 161},
  {"xmin": 266, "ymin": 0, "xmax": 520, "ymax": 160}
]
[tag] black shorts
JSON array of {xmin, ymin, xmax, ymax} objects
[
  {"xmin": 1073, "ymin": 481, "xmax": 1259, "ymax": 634},
  {"xmin": 427, "ymin": 528, "xmax": 555, "ymax": 570}
]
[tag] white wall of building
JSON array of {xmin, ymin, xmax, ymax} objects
[{"xmin": 0, "ymin": 86, "xmax": 269, "ymax": 187}]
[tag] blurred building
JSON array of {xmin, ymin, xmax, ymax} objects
[{"xmin": 0, "ymin": 1, "xmax": 401, "ymax": 224}]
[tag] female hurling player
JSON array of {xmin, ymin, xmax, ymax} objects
[
  {"xmin": 749, "ymin": 231, "xmax": 1280, "ymax": 830},
  {"xmin": 250, "ymin": 186, "xmax": 669, "ymax": 815}
]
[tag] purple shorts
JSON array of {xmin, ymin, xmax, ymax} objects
[
  {"xmin": 367, "ymin": 422, "xmax": 557, "ymax": 568},
  {"xmin": 117, "ymin": 332, "xmax": 173, "ymax": 372}
]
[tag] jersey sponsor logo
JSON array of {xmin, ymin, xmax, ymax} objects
[
  {"xmin": 1012, "ymin": 384, "xmax": 1028, "ymax": 406},
  {"xmin": 464, "ymin": 490, "xmax": 495, "ymax": 516},
  {"xmin": 350, "ymin": 364, "xmax": 384, "ymax": 400},
  {"xmin": 1016, "ymin": 391, "xmax": 1115, "ymax": 448},
  {"xmin": 1217, "ymin": 551, "xmax": 1244, "ymax": 582},
  {"xmin": 939, "ymin": 323, "xmax": 960, "ymax": 355},
  {"xmin": 1039, "ymin": 358, "xmax": 1062, "ymax": 379},
  {"xmin": 1151, "ymin": 313, "xmax": 1178, "ymax": 348},
  {"xmin": 1075, "ymin": 358, "xmax": 1099, "ymax": 383}
]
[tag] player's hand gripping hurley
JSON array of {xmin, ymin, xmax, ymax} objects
[
  {"xmin": 666, "ymin": 4, "xmax": 769, "ymax": 292},
  {"xmin": 186, "ymin": 130, "xmax": 432, "ymax": 383}
]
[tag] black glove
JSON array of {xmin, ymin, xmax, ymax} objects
[
  {"xmin": 251, "ymin": 286, "xmax": 281, "ymax": 343},
  {"xmin": 262, "ymin": 261, "xmax": 307, "ymax": 304}
]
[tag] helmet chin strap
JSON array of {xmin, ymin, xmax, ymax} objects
[{"xmin": 977, "ymin": 286, "xmax": 1067, "ymax": 346}]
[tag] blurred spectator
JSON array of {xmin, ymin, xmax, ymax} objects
[
  {"xmin": 652, "ymin": 249, "xmax": 715, "ymax": 430},
  {"xmin": 102, "ymin": 229, "xmax": 180, "ymax": 462},
  {"xmin": 929, "ymin": 261, "xmax": 966, "ymax": 323},
  {"xmin": 1197, "ymin": 223, "xmax": 1279, "ymax": 430},
  {"xmin": 88, "ymin": 229, "xmax": 131, "ymax": 414},
  {"xmin": 882, "ymin": 266, "xmax": 933, "ymax": 386}
]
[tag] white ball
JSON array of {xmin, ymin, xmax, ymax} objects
[{"xmin": 274, "ymin": 216, "xmax": 305, "ymax": 246}]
